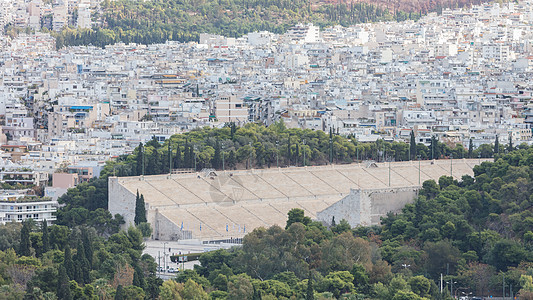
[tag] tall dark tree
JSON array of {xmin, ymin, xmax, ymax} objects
[
  {"xmin": 228, "ymin": 150, "xmax": 236, "ymax": 169},
  {"xmin": 82, "ymin": 230, "xmax": 93, "ymax": 268},
  {"xmin": 167, "ymin": 142, "xmax": 172, "ymax": 173},
  {"xmin": 63, "ymin": 245, "xmax": 75, "ymax": 283},
  {"xmin": 287, "ymin": 135, "xmax": 292, "ymax": 166},
  {"xmin": 410, "ymin": 130, "xmax": 417, "ymax": 160},
  {"xmin": 468, "ymin": 138, "xmax": 473, "ymax": 158},
  {"xmin": 306, "ymin": 269, "xmax": 314, "ymax": 300},
  {"xmin": 183, "ymin": 140, "xmax": 191, "ymax": 168},
  {"xmin": 329, "ymin": 128, "xmax": 334, "ymax": 163},
  {"xmin": 115, "ymin": 285, "xmax": 125, "ymax": 300},
  {"xmin": 41, "ymin": 221, "xmax": 49, "ymax": 254},
  {"xmin": 507, "ymin": 134, "xmax": 513, "ymax": 152},
  {"xmin": 174, "ymin": 143, "xmax": 182, "ymax": 168},
  {"xmin": 135, "ymin": 191, "xmax": 147, "ymax": 225},
  {"xmin": 213, "ymin": 140, "xmax": 221, "ymax": 169},
  {"xmin": 189, "ymin": 146, "xmax": 194, "ymax": 169},
  {"xmin": 19, "ymin": 220, "xmax": 31, "ymax": 256},
  {"xmin": 230, "ymin": 122, "xmax": 237, "ymax": 140},
  {"xmin": 136, "ymin": 142, "xmax": 144, "ymax": 175},
  {"xmin": 430, "ymin": 136, "xmax": 438, "ymax": 159},
  {"xmin": 295, "ymin": 143, "xmax": 300, "ymax": 166},
  {"xmin": 133, "ymin": 263, "xmax": 146, "ymax": 289},
  {"xmin": 57, "ymin": 265, "xmax": 72, "ymax": 300},
  {"xmin": 494, "ymin": 134, "xmax": 499, "ymax": 156}
]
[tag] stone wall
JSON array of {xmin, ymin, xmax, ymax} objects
[
  {"xmin": 108, "ymin": 177, "xmax": 137, "ymax": 227},
  {"xmin": 317, "ymin": 187, "xmax": 419, "ymax": 227}
]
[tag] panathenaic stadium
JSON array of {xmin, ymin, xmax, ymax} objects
[{"xmin": 109, "ymin": 159, "xmax": 485, "ymax": 241}]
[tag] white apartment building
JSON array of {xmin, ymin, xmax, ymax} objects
[{"xmin": 0, "ymin": 195, "xmax": 58, "ymax": 224}]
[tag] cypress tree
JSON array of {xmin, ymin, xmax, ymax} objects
[
  {"xmin": 82, "ymin": 230, "xmax": 93, "ymax": 268},
  {"xmin": 228, "ymin": 150, "xmax": 236, "ymax": 169},
  {"xmin": 230, "ymin": 122, "xmax": 236, "ymax": 140},
  {"xmin": 306, "ymin": 269, "xmax": 314, "ymax": 300},
  {"xmin": 410, "ymin": 130, "xmax": 417, "ymax": 160},
  {"xmin": 167, "ymin": 142, "xmax": 172, "ymax": 173},
  {"xmin": 183, "ymin": 140, "xmax": 190, "ymax": 168},
  {"xmin": 57, "ymin": 265, "xmax": 72, "ymax": 300},
  {"xmin": 287, "ymin": 135, "xmax": 291, "ymax": 165},
  {"xmin": 176, "ymin": 144, "xmax": 182, "ymax": 168},
  {"xmin": 135, "ymin": 192, "xmax": 147, "ymax": 225},
  {"xmin": 189, "ymin": 147, "xmax": 194, "ymax": 169},
  {"xmin": 19, "ymin": 220, "xmax": 31, "ymax": 256},
  {"xmin": 63, "ymin": 245, "xmax": 75, "ymax": 280},
  {"xmin": 115, "ymin": 285, "xmax": 124, "ymax": 300},
  {"xmin": 508, "ymin": 134, "xmax": 513, "ymax": 152},
  {"xmin": 75, "ymin": 241, "xmax": 90, "ymax": 284},
  {"xmin": 41, "ymin": 221, "xmax": 50, "ymax": 254},
  {"xmin": 295, "ymin": 143, "xmax": 300, "ymax": 166},
  {"xmin": 213, "ymin": 140, "xmax": 221, "ymax": 169},
  {"xmin": 136, "ymin": 143, "xmax": 144, "ymax": 175},
  {"xmin": 468, "ymin": 138, "xmax": 473, "ymax": 158},
  {"xmin": 133, "ymin": 263, "xmax": 145, "ymax": 289}
]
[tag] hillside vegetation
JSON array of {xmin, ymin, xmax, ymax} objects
[{"xmin": 55, "ymin": 0, "xmax": 416, "ymax": 48}]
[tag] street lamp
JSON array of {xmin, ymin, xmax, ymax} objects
[
  {"xmin": 194, "ymin": 146, "xmax": 197, "ymax": 171},
  {"xmin": 446, "ymin": 281, "xmax": 457, "ymax": 298},
  {"xmin": 418, "ymin": 155, "xmax": 421, "ymax": 185},
  {"xmin": 221, "ymin": 143, "xmax": 225, "ymax": 171},
  {"xmin": 303, "ymin": 139, "xmax": 306, "ymax": 166},
  {"xmin": 276, "ymin": 140, "xmax": 279, "ymax": 168},
  {"xmin": 450, "ymin": 154, "xmax": 453, "ymax": 178},
  {"xmin": 163, "ymin": 242, "xmax": 168, "ymax": 272}
]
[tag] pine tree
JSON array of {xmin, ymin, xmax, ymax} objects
[
  {"xmin": 63, "ymin": 245, "xmax": 75, "ymax": 280},
  {"xmin": 410, "ymin": 130, "xmax": 417, "ymax": 160},
  {"xmin": 57, "ymin": 265, "xmax": 72, "ymax": 300},
  {"xmin": 41, "ymin": 221, "xmax": 50, "ymax": 254},
  {"xmin": 135, "ymin": 191, "xmax": 147, "ymax": 225},
  {"xmin": 494, "ymin": 134, "xmax": 499, "ymax": 156},
  {"xmin": 115, "ymin": 285, "xmax": 125, "ymax": 300},
  {"xmin": 19, "ymin": 220, "xmax": 31, "ymax": 256}
]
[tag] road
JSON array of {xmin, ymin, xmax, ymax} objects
[{"xmin": 143, "ymin": 239, "xmax": 239, "ymax": 277}]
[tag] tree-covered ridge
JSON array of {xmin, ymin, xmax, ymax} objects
[
  {"xmin": 54, "ymin": 0, "xmax": 417, "ymax": 48},
  {"xmin": 0, "ymin": 220, "xmax": 161, "ymax": 299}
]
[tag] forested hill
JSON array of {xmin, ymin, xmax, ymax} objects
[{"xmin": 56, "ymin": 0, "xmax": 418, "ymax": 48}]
